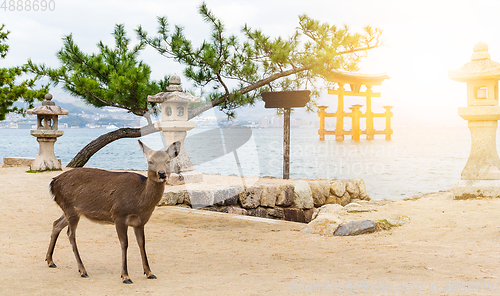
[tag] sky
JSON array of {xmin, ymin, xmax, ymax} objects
[{"xmin": 2, "ymin": 0, "xmax": 500, "ymax": 127}]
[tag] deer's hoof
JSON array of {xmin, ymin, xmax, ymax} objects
[
  {"xmin": 147, "ymin": 274, "xmax": 157, "ymax": 279},
  {"xmin": 80, "ymin": 273, "xmax": 89, "ymax": 278},
  {"xmin": 48, "ymin": 263, "xmax": 57, "ymax": 268},
  {"xmin": 123, "ymin": 279, "xmax": 133, "ymax": 284}
]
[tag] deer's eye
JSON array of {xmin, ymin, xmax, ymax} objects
[{"xmin": 148, "ymin": 161, "xmax": 153, "ymax": 165}]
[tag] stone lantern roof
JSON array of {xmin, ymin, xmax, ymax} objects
[
  {"xmin": 27, "ymin": 93, "xmax": 69, "ymax": 115},
  {"xmin": 147, "ymin": 74, "xmax": 201, "ymax": 103},
  {"xmin": 449, "ymin": 42, "xmax": 500, "ymax": 82}
]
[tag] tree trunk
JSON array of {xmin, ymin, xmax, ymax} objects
[{"xmin": 66, "ymin": 124, "xmax": 157, "ymax": 168}]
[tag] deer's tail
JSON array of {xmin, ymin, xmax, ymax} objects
[{"xmin": 49, "ymin": 178, "xmax": 56, "ymax": 201}]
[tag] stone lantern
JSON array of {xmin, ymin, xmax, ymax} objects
[
  {"xmin": 449, "ymin": 42, "xmax": 500, "ymax": 199},
  {"xmin": 27, "ymin": 93, "xmax": 68, "ymax": 171},
  {"xmin": 147, "ymin": 74, "xmax": 203, "ymax": 184}
]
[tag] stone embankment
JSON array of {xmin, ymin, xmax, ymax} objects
[{"xmin": 160, "ymin": 178, "xmax": 372, "ymax": 223}]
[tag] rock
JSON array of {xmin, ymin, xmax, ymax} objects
[
  {"xmin": 330, "ymin": 179, "xmax": 346, "ymax": 197},
  {"xmin": 303, "ymin": 214, "xmax": 342, "ymax": 235},
  {"xmin": 284, "ymin": 208, "xmax": 305, "ymax": 223},
  {"xmin": 339, "ymin": 192, "xmax": 351, "ymax": 206},
  {"xmin": 260, "ymin": 184, "xmax": 278, "ymax": 207},
  {"xmin": 267, "ymin": 208, "xmax": 284, "ymax": 219},
  {"xmin": 201, "ymin": 206, "xmax": 218, "ymax": 212},
  {"xmin": 346, "ymin": 180, "xmax": 360, "ymax": 199},
  {"xmin": 375, "ymin": 220, "xmax": 392, "ymax": 231},
  {"xmin": 248, "ymin": 207, "xmax": 268, "ymax": 218},
  {"xmin": 239, "ymin": 186, "xmax": 262, "ymax": 209},
  {"xmin": 292, "ymin": 180, "xmax": 314, "ymax": 209},
  {"xmin": 334, "ymin": 220, "xmax": 376, "ymax": 236},
  {"xmin": 276, "ymin": 185, "xmax": 294, "ymax": 207},
  {"xmin": 187, "ymin": 190, "xmax": 214, "ymax": 209},
  {"xmin": 213, "ymin": 187, "xmax": 241, "ymax": 206},
  {"xmin": 364, "ymin": 195, "xmax": 371, "ymax": 201},
  {"xmin": 324, "ymin": 195, "xmax": 337, "ymax": 205},
  {"xmin": 385, "ymin": 215, "xmax": 410, "ymax": 227},
  {"xmin": 375, "ymin": 216, "xmax": 410, "ymax": 231},
  {"xmin": 220, "ymin": 206, "xmax": 248, "ymax": 215},
  {"xmin": 309, "ymin": 180, "xmax": 330, "ymax": 207},
  {"xmin": 311, "ymin": 204, "xmax": 345, "ymax": 221},
  {"xmin": 303, "ymin": 208, "xmax": 315, "ymax": 223},
  {"xmin": 344, "ymin": 202, "xmax": 372, "ymax": 213},
  {"xmin": 160, "ymin": 191, "xmax": 186, "ymax": 206},
  {"xmin": 355, "ymin": 178, "xmax": 368, "ymax": 200}
]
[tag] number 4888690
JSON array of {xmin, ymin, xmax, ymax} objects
[{"xmin": 1, "ymin": 0, "xmax": 56, "ymax": 11}]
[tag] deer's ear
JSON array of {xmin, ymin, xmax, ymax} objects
[
  {"xmin": 166, "ymin": 141, "xmax": 181, "ymax": 159},
  {"xmin": 138, "ymin": 140, "xmax": 153, "ymax": 158}
]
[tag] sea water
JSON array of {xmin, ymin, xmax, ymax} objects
[{"xmin": 0, "ymin": 126, "xmax": 471, "ymax": 200}]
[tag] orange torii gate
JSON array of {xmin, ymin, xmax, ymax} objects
[{"xmin": 318, "ymin": 72, "xmax": 393, "ymax": 141}]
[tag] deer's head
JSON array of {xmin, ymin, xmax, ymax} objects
[{"xmin": 139, "ymin": 140, "xmax": 181, "ymax": 183}]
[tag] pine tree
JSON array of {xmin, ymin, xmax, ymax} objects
[
  {"xmin": 28, "ymin": 3, "xmax": 382, "ymax": 168},
  {"xmin": 0, "ymin": 24, "xmax": 48, "ymax": 121},
  {"xmin": 27, "ymin": 24, "xmax": 169, "ymax": 167},
  {"xmin": 137, "ymin": 3, "xmax": 382, "ymax": 119}
]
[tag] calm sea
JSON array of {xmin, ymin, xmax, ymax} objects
[{"xmin": 0, "ymin": 126, "xmax": 472, "ymax": 200}]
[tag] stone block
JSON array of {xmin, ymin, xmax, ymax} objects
[
  {"xmin": 355, "ymin": 178, "xmax": 368, "ymax": 200},
  {"xmin": 292, "ymin": 180, "xmax": 314, "ymax": 209},
  {"xmin": 303, "ymin": 208, "xmax": 315, "ymax": 223},
  {"xmin": 346, "ymin": 180, "xmax": 360, "ymax": 199},
  {"xmin": 325, "ymin": 195, "xmax": 341, "ymax": 205},
  {"xmin": 220, "ymin": 206, "xmax": 248, "ymax": 216},
  {"xmin": 339, "ymin": 192, "xmax": 351, "ymax": 206},
  {"xmin": 260, "ymin": 184, "xmax": 278, "ymax": 207},
  {"xmin": 276, "ymin": 185, "xmax": 294, "ymax": 207},
  {"xmin": 267, "ymin": 208, "xmax": 284, "ymax": 219},
  {"xmin": 330, "ymin": 180, "xmax": 346, "ymax": 197},
  {"xmin": 160, "ymin": 191, "xmax": 186, "ymax": 206},
  {"xmin": 309, "ymin": 180, "xmax": 329, "ymax": 207},
  {"xmin": 248, "ymin": 207, "xmax": 268, "ymax": 218},
  {"xmin": 187, "ymin": 190, "xmax": 214, "ymax": 209},
  {"xmin": 168, "ymin": 171, "xmax": 203, "ymax": 185},
  {"xmin": 334, "ymin": 220, "xmax": 376, "ymax": 236},
  {"xmin": 213, "ymin": 187, "xmax": 241, "ymax": 206},
  {"xmin": 284, "ymin": 208, "xmax": 305, "ymax": 223},
  {"xmin": 3, "ymin": 157, "xmax": 36, "ymax": 167},
  {"xmin": 453, "ymin": 180, "xmax": 500, "ymax": 199},
  {"xmin": 239, "ymin": 186, "xmax": 262, "ymax": 209}
]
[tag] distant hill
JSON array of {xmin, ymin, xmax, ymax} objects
[{"xmin": 13, "ymin": 101, "xmax": 101, "ymax": 114}]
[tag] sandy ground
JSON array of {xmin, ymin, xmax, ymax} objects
[{"xmin": 1, "ymin": 165, "xmax": 500, "ymax": 296}]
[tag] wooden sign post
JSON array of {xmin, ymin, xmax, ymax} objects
[{"xmin": 261, "ymin": 91, "xmax": 310, "ymax": 179}]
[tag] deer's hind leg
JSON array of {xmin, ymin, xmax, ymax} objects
[
  {"xmin": 46, "ymin": 214, "xmax": 68, "ymax": 268},
  {"xmin": 66, "ymin": 212, "xmax": 88, "ymax": 278}
]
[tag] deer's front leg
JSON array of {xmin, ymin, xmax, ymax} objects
[
  {"xmin": 115, "ymin": 221, "xmax": 132, "ymax": 284},
  {"xmin": 134, "ymin": 225, "xmax": 156, "ymax": 279}
]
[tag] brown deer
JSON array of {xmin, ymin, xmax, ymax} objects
[{"xmin": 46, "ymin": 140, "xmax": 180, "ymax": 284}]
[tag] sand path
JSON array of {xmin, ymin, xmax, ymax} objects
[{"xmin": 1, "ymin": 166, "xmax": 499, "ymax": 295}]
